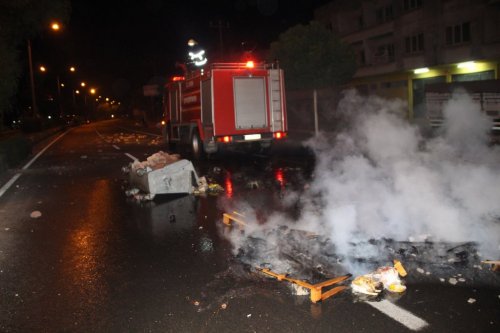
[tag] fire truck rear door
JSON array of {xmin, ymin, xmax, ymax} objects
[{"xmin": 233, "ymin": 77, "xmax": 268, "ymax": 129}]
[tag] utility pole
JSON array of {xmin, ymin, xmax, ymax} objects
[
  {"xmin": 210, "ymin": 20, "xmax": 229, "ymax": 61},
  {"xmin": 27, "ymin": 39, "xmax": 39, "ymax": 118}
]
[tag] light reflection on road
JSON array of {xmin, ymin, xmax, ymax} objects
[{"xmin": 62, "ymin": 179, "xmax": 111, "ymax": 315}]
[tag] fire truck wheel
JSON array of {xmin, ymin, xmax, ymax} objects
[{"xmin": 191, "ymin": 132, "xmax": 203, "ymax": 159}]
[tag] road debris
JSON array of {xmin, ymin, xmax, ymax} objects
[
  {"xmin": 467, "ymin": 298, "xmax": 476, "ymax": 304},
  {"xmin": 222, "ymin": 211, "xmax": 247, "ymax": 229},
  {"xmin": 351, "ymin": 261, "xmax": 407, "ymax": 296},
  {"xmin": 481, "ymin": 260, "xmax": 500, "ymax": 272},
  {"xmin": 30, "ymin": 211, "xmax": 42, "ymax": 219},
  {"xmin": 125, "ymin": 151, "xmax": 200, "ymax": 196}
]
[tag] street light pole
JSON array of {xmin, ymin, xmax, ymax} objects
[
  {"xmin": 27, "ymin": 39, "xmax": 38, "ymax": 117},
  {"xmin": 56, "ymin": 75, "xmax": 63, "ymax": 117}
]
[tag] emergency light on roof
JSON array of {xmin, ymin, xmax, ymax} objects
[{"xmin": 172, "ymin": 76, "xmax": 185, "ymax": 81}]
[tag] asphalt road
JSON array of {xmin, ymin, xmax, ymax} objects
[{"xmin": 0, "ymin": 120, "xmax": 499, "ymax": 332}]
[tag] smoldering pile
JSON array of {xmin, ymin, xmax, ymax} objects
[{"xmin": 233, "ymin": 225, "xmax": 499, "ymax": 286}]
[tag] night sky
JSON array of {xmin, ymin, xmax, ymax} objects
[{"xmin": 31, "ymin": 0, "xmax": 330, "ymax": 102}]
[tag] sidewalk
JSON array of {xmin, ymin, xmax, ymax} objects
[{"xmin": 0, "ymin": 125, "xmax": 67, "ymax": 176}]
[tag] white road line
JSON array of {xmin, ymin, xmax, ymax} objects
[
  {"xmin": 0, "ymin": 130, "xmax": 69, "ymax": 198},
  {"xmin": 367, "ymin": 300, "xmax": 429, "ymax": 331},
  {"xmin": 112, "ymin": 145, "xmax": 120, "ymax": 150},
  {"xmin": 124, "ymin": 153, "xmax": 139, "ymax": 161}
]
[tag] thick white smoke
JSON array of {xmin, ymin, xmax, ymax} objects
[{"xmin": 221, "ymin": 89, "xmax": 500, "ymax": 273}]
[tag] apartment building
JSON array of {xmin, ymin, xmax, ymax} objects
[{"xmin": 314, "ymin": 0, "xmax": 500, "ymax": 121}]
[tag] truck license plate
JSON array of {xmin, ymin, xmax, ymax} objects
[{"xmin": 244, "ymin": 134, "xmax": 261, "ymax": 141}]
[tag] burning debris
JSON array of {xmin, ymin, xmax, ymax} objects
[{"xmin": 351, "ymin": 261, "xmax": 407, "ymax": 296}]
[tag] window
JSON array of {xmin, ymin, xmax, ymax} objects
[
  {"xmin": 452, "ymin": 70, "xmax": 494, "ymax": 82},
  {"xmin": 403, "ymin": 0, "xmax": 422, "ymax": 11},
  {"xmin": 358, "ymin": 15, "xmax": 365, "ymax": 29},
  {"xmin": 376, "ymin": 5, "xmax": 394, "ymax": 23},
  {"xmin": 358, "ymin": 50, "xmax": 366, "ymax": 66},
  {"xmin": 374, "ymin": 44, "xmax": 395, "ymax": 63},
  {"xmin": 405, "ymin": 33, "xmax": 424, "ymax": 53},
  {"xmin": 446, "ymin": 22, "xmax": 471, "ymax": 45}
]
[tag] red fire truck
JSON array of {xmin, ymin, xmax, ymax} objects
[{"xmin": 162, "ymin": 61, "xmax": 287, "ymax": 157}]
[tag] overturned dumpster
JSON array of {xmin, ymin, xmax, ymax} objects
[{"xmin": 128, "ymin": 151, "xmax": 200, "ymax": 195}]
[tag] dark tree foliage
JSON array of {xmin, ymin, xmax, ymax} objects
[
  {"xmin": 0, "ymin": 0, "xmax": 71, "ymax": 128},
  {"xmin": 268, "ymin": 21, "xmax": 356, "ymax": 91}
]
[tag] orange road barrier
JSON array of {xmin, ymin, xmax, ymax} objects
[{"xmin": 257, "ymin": 267, "xmax": 351, "ymax": 303}]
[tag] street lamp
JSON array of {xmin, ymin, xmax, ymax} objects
[
  {"xmin": 39, "ymin": 65, "xmax": 75, "ymax": 117},
  {"xmin": 51, "ymin": 22, "xmax": 61, "ymax": 31},
  {"xmin": 27, "ymin": 21, "xmax": 62, "ymax": 118}
]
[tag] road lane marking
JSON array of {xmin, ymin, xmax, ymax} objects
[
  {"xmin": 124, "ymin": 153, "xmax": 138, "ymax": 161},
  {"xmin": 112, "ymin": 145, "xmax": 120, "ymax": 150},
  {"xmin": 367, "ymin": 300, "xmax": 429, "ymax": 331},
  {"xmin": 0, "ymin": 130, "xmax": 69, "ymax": 198}
]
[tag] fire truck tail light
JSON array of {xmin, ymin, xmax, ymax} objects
[
  {"xmin": 245, "ymin": 61, "xmax": 254, "ymax": 68},
  {"xmin": 274, "ymin": 131, "xmax": 286, "ymax": 139},
  {"xmin": 217, "ymin": 136, "xmax": 232, "ymax": 143}
]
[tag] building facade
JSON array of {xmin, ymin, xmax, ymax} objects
[{"xmin": 314, "ymin": 0, "xmax": 500, "ymax": 121}]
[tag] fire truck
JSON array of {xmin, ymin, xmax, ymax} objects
[{"xmin": 162, "ymin": 61, "xmax": 287, "ymax": 157}]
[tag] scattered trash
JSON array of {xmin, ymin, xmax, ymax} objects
[
  {"xmin": 207, "ymin": 183, "xmax": 224, "ymax": 195},
  {"xmin": 448, "ymin": 278, "xmax": 458, "ymax": 285},
  {"xmin": 193, "ymin": 301, "xmax": 200, "ymax": 306},
  {"xmin": 351, "ymin": 261, "xmax": 407, "ymax": 296},
  {"xmin": 125, "ymin": 188, "xmax": 140, "ymax": 196},
  {"xmin": 416, "ymin": 268, "xmax": 425, "ymax": 274},
  {"xmin": 246, "ymin": 181, "xmax": 260, "ymax": 189},
  {"xmin": 467, "ymin": 298, "xmax": 476, "ymax": 304},
  {"xmin": 458, "ymin": 278, "xmax": 466, "ymax": 282},
  {"xmin": 80, "ymin": 155, "xmax": 88, "ymax": 159},
  {"xmin": 221, "ymin": 303, "xmax": 227, "ymax": 310},
  {"xmin": 290, "ymin": 284, "xmax": 310, "ymax": 296},
  {"xmin": 30, "ymin": 211, "xmax": 42, "ymax": 219},
  {"xmin": 439, "ymin": 278, "xmax": 445, "ymax": 282},
  {"xmin": 393, "ymin": 260, "xmax": 407, "ymax": 277},
  {"xmin": 247, "ymin": 314, "xmax": 252, "ymax": 318},
  {"xmin": 351, "ymin": 275, "xmax": 382, "ymax": 296},
  {"xmin": 481, "ymin": 260, "xmax": 500, "ymax": 272}
]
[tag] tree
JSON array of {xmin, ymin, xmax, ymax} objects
[
  {"xmin": 268, "ymin": 21, "xmax": 356, "ymax": 135},
  {"xmin": 0, "ymin": 0, "xmax": 71, "ymax": 130}
]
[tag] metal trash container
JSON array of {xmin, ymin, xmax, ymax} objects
[{"xmin": 129, "ymin": 159, "xmax": 199, "ymax": 195}]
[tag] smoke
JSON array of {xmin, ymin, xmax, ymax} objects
[{"xmin": 220, "ymin": 89, "xmax": 500, "ymax": 275}]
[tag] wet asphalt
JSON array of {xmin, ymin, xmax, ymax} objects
[{"xmin": 0, "ymin": 120, "xmax": 499, "ymax": 333}]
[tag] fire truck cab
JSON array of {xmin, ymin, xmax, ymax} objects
[{"xmin": 162, "ymin": 61, "xmax": 287, "ymax": 157}]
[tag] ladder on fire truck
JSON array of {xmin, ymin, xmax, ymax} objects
[{"xmin": 269, "ymin": 69, "xmax": 284, "ymax": 132}]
